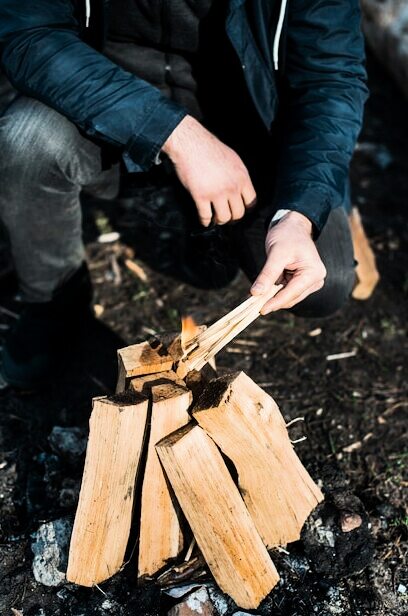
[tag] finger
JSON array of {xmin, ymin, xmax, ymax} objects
[
  {"xmin": 212, "ymin": 198, "xmax": 232, "ymax": 225},
  {"xmin": 251, "ymin": 255, "xmax": 286, "ymax": 296},
  {"xmin": 260, "ymin": 273, "xmax": 321, "ymax": 314},
  {"xmin": 228, "ymin": 195, "xmax": 246, "ymax": 221},
  {"xmin": 241, "ymin": 179, "xmax": 257, "ymax": 209},
  {"xmin": 284, "ymin": 280, "xmax": 324, "ymax": 309},
  {"xmin": 261, "ymin": 280, "xmax": 323, "ymax": 315},
  {"xmin": 196, "ymin": 200, "xmax": 213, "ymax": 227}
]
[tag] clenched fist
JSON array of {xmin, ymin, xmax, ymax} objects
[
  {"xmin": 162, "ymin": 115, "xmax": 256, "ymax": 226},
  {"xmin": 251, "ymin": 211, "xmax": 327, "ymax": 314}
]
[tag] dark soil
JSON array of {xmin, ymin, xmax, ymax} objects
[{"xmin": 0, "ymin": 53, "xmax": 407, "ymax": 616}]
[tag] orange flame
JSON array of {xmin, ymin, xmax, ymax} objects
[
  {"xmin": 181, "ymin": 315, "xmax": 202, "ymax": 350},
  {"xmin": 180, "ymin": 314, "xmax": 216, "ymax": 371}
]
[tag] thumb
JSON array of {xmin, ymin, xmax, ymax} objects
[{"xmin": 251, "ymin": 255, "xmax": 285, "ymax": 297}]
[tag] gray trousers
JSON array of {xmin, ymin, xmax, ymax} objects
[
  {"xmin": 0, "ymin": 96, "xmax": 119, "ymax": 302},
  {"xmin": 0, "ymin": 94, "xmax": 355, "ymax": 315}
]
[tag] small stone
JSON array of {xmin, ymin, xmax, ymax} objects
[
  {"xmin": 340, "ymin": 512, "xmax": 363, "ymax": 533},
  {"xmin": 97, "ymin": 231, "xmax": 120, "ymax": 243},
  {"xmin": 48, "ymin": 427, "xmax": 87, "ymax": 464},
  {"xmin": 168, "ymin": 586, "xmax": 214, "ymax": 616},
  {"xmin": 317, "ymin": 527, "xmax": 335, "ymax": 547},
  {"xmin": 397, "ymin": 583, "xmax": 407, "ymax": 594},
  {"xmin": 164, "ymin": 584, "xmax": 203, "ymax": 599},
  {"xmin": 31, "ymin": 517, "xmax": 72, "ymax": 586},
  {"xmin": 207, "ymin": 586, "xmax": 229, "ymax": 615},
  {"xmin": 58, "ymin": 479, "xmax": 80, "ymax": 508},
  {"xmin": 101, "ymin": 599, "xmax": 116, "ymax": 610},
  {"xmin": 56, "ymin": 587, "xmax": 71, "ymax": 601}
]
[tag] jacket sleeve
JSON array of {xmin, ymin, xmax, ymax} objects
[
  {"xmin": 272, "ymin": 0, "xmax": 368, "ymax": 232},
  {"xmin": 0, "ymin": 0, "xmax": 187, "ymax": 172}
]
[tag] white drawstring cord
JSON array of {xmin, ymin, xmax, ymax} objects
[
  {"xmin": 273, "ymin": 0, "xmax": 288, "ymax": 71},
  {"xmin": 85, "ymin": 0, "xmax": 91, "ymax": 27}
]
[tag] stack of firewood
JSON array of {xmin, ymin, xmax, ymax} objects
[{"xmin": 66, "ymin": 294, "xmax": 323, "ymax": 610}]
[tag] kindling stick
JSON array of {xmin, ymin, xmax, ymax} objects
[{"xmin": 177, "ymin": 287, "xmax": 282, "ymax": 375}]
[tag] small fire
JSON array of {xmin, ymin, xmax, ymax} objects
[{"xmin": 181, "ymin": 315, "xmax": 202, "ymax": 351}]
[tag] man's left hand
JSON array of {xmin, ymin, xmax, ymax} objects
[{"xmin": 251, "ymin": 211, "xmax": 327, "ymax": 315}]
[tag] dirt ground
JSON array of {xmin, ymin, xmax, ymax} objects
[{"xmin": 0, "ymin": 52, "xmax": 407, "ymax": 616}]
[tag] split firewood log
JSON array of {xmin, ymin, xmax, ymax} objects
[
  {"xmin": 156, "ymin": 423, "xmax": 279, "ymax": 609},
  {"xmin": 134, "ymin": 376, "xmax": 192, "ymax": 579},
  {"xmin": 193, "ymin": 371, "xmax": 324, "ymax": 548},
  {"xmin": 116, "ymin": 338, "xmax": 174, "ymax": 393},
  {"xmin": 67, "ymin": 392, "xmax": 149, "ymax": 586}
]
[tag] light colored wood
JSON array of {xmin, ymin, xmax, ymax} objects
[
  {"xmin": 130, "ymin": 370, "xmax": 185, "ymax": 395},
  {"xmin": 116, "ymin": 339, "xmax": 174, "ymax": 392},
  {"xmin": 349, "ymin": 207, "xmax": 380, "ymax": 300},
  {"xmin": 138, "ymin": 380, "xmax": 192, "ymax": 579},
  {"xmin": 156, "ymin": 424, "xmax": 279, "ymax": 609},
  {"xmin": 193, "ymin": 372, "xmax": 324, "ymax": 549},
  {"xmin": 177, "ymin": 291, "xmax": 281, "ymax": 377},
  {"xmin": 67, "ymin": 393, "xmax": 149, "ymax": 586}
]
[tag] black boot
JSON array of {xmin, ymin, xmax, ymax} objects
[{"xmin": 1, "ymin": 263, "xmax": 93, "ymax": 390}]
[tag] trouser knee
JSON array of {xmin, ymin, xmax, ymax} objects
[
  {"xmin": 0, "ymin": 97, "xmax": 100, "ymax": 186},
  {"xmin": 291, "ymin": 206, "xmax": 355, "ymax": 319},
  {"xmin": 291, "ymin": 264, "xmax": 356, "ymax": 318}
]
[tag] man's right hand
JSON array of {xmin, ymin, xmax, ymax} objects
[{"xmin": 162, "ymin": 115, "xmax": 256, "ymax": 226}]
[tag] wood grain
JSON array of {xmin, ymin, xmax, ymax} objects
[
  {"xmin": 156, "ymin": 424, "xmax": 279, "ymax": 609},
  {"xmin": 67, "ymin": 393, "xmax": 149, "ymax": 586},
  {"xmin": 193, "ymin": 371, "xmax": 324, "ymax": 548},
  {"xmin": 137, "ymin": 380, "xmax": 192, "ymax": 579},
  {"xmin": 116, "ymin": 340, "xmax": 174, "ymax": 392}
]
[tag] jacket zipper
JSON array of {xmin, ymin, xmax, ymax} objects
[
  {"xmin": 85, "ymin": 0, "xmax": 91, "ymax": 27},
  {"xmin": 273, "ymin": 0, "xmax": 288, "ymax": 70}
]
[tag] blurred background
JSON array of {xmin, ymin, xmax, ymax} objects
[{"xmin": 0, "ymin": 2, "xmax": 407, "ymax": 615}]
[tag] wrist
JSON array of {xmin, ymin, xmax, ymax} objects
[
  {"xmin": 162, "ymin": 114, "xmax": 198, "ymax": 160},
  {"xmin": 273, "ymin": 210, "xmax": 313, "ymax": 236}
]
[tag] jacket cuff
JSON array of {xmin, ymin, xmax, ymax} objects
[
  {"xmin": 123, "ymin": 98, "xmax": 187, "ymax": 173},
  {"xmin": 273, "ymin": 181, "xmax": 336, "ymax": 234}
]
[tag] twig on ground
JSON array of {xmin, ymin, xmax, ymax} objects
[
  {"xmin": 326, "ymin": 350, "xmax": 357, "ymax": 361},
  {"xmin": 124, "ymin": 258, "xmax": 148, "ymax": 283}
]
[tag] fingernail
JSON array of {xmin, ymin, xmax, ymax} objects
[{"xmin": 251, "ymin": 282, "xmax": 264, "ymax": 294}]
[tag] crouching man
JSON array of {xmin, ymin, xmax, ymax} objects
[{"xmin": 0, "ymin": 0, "xmax": 367, "ymax": 388}]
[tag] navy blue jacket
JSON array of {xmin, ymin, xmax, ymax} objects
[{"xmin": 0, "ymin": 0, "xmax": 368, "ymax": 231}]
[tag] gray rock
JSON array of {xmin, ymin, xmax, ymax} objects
[
  {"xmin": 164, "ymin": 584, "xmax": 203, "ymax": 599},
  {"xmin": 48, "ymin": 427, "xmax": 87, "ymax": 464},
  {"xmin": 207, "ymin": 586, "xmax": 229, "ymax": 615},
  {"xmin": 163, "ymin": 584, "xmax": 229, "ymax": 616},
  {"xmin": 99, "ymin": 598, "xmax": 122, "ymax": 613},
  {"xmin": 31, "ymin": 517, "xmax": 72, "ymax": 586}
]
